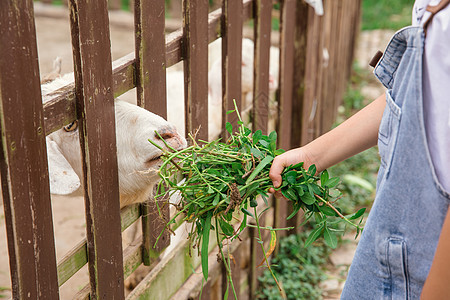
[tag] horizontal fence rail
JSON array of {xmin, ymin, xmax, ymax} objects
[{"xmin": 0, "ymin": 0, "xmax": 361, "ymax": 299}]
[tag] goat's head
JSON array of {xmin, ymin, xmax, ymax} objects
[{"xmin": 45, "ymin": 84, "xmax": 186, "ymax": 207}]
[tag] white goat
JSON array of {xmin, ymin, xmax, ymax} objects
[{"xmin": 43, "ymin": 73, "xmax": 187, "ymax": 208}]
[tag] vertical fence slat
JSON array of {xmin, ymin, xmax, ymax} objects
[
  {"xmin": 272, "ymin": 0, "xmax": 297, "ymax": 240},
  {"xmin": 0, "ymin": 2, "xmax": 59, "ymax": 299},
  {"xmin": 320, "ymin": 0, "xmax": 336, "ymax": 133},
  {"xmin": 277, "ymin": 0, "xmax": 296, "ymax": 151},
  {"xmin": 135, "ymin": 0, "xmax": 167, "ymax": 118},
  {"xmin": 252, "ymin": 0, "xmax": 272, "ymax": 134},
  {"xmin": 109, "ymin": 0, "xmax": 122, "ymax": 10},
  {"xmin": 134, "ymin": 0, "xmax": 171, "ymax": 264},
  {"xmin": 183, "ymin": 0, "xmax": 209, "ymax": 140},
  {"xmin": 222, "ymin": 0, "xmax": 243, "ymax": 137},
  {"xmin": 290, "ymin": 0, "xmax": 309, "ymax": 148},
  {"xmin": 68, "ymin": 0, "xmax": 124, "ymax": 298}
]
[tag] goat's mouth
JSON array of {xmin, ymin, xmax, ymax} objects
[{"xmin": 144, "ymin": 154, "xmax": 163, "ymax": 168}]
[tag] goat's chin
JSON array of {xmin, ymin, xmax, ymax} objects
[{"xmin": 119, "ymin": 183, "xmax": 156, "ymax": 209}]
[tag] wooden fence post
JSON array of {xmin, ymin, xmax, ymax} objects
[
  {"xmin": 221, "ymin": 0, "xmax": 243, "ymax": 138},
  {"xmin": 68, "ymin": 0, "xmax": 125, "ymax": 298},
  {"xmin": 134, "ymin": 0, "xmax": 171, "ymax": 265},
  {"xmin": 273, "ymin": 0, "xmax": 297, "ymax": 238},
  {"xmin": 183, "ymin": 0, "xmax": 209, "ymax": 141},
  {"xmin": 0, "ymin": 2, "xmax": 60, "ymax": 299},
  {"xmin": 252, "ymin": 0, "xmax": 272, "ymax": 134}
]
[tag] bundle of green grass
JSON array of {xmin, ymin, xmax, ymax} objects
[{"xmin": 149, "ymin": 104, "xmax": 364, "ymax": 298}]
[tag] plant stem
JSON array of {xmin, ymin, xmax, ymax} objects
[
  {"xmin": 215, "ymin": 218, "xmax": 238, "ymax": 299},
  {"xmin": 246, "ymin": 224, "xmax": 294, "ymax": 231},
  {"xmin": 315, "ymin": 194, "xmax": 363, "ymax": 230},
  {"xmin": 253, "ymin": 207, "xmax": 284, "ymax": 295}
]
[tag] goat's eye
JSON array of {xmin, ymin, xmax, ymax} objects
[{"xmin": 63, "ymin": 121, "xmax": 78, "ymax": 132}]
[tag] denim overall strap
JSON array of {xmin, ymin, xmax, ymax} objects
[{"xmin": 341, "ymin": 26, "xmax": 450, "ymax": 300}]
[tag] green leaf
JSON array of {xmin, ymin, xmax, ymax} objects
[
  {"xmin": 307, "ymin": 184, "xmax": 315, "ymax": 198},
  {"xmin": 324, "ymin": 226, "xmax": 338, "ymax": 249},
  {"xmin": 281, "ymin": 188, "xmax": 298, "ymax": 201},
  {"xmin": 301, "ymin": 192, "xmax": 315, "ymax": 205},
  {"xmin": 274, "ymin": 149, "xmax": 286, "ymax": 156},
  {"xmin": 206, "ymin": 168, "xmax": 222, "ymax": 177},
  {"xmin": 245, "ymin": 155, "xmax": 274, "ymax": 184},
  {"xmin": 257, "ymin": 189, "xmax": 269, "ymax": 206},
  {"xmin": 308, "ymin": 164, "xmax": 317, "ymax": 176},
  {"xmin": 285, "ymin": 170, "xmax": 298, "ymax": 185},
  {"xmin": 349, "ymin": 208, "xmax": 366, "ymax": 220},
  {"xmin": 320, "ymin": 170, "xmax": 329, "ymax": 187},
  {"xmin": 252, "ymin": 130, "xmax": 262, "ymax": 144},
  {"xmin": 225, "ymin": 122, "xmax": 233, "ymax": 135},
  {"xmin": 290, "ymin": 162, "xmax": 304, "ymax": 170},
  {"xmin": 319, "ymin": 205, "xmax": 336, "ymax": 216},
  {"xmin": 325, "ymin": 177, "xmax": 340, "ymax": 188},
  {"xmin": 219, "ymin": 218, "xmax": 234, "ymax": 237},
  {"xmin": 249, "ymin": 198, "xmax": 258, "ymax": 207},
  {"xmin": 268, "ymin": 131, "xmax": 277, "ymax": 142},
  {"xmin": 250, "ymin": 147, "xmax": 263, "ymax": 159},
  {"xmin": 295, "ymin": 186, "xmax": 305, "ymax": 197},
  {"xmin": 212, "ymin": 193, "xmax": 221, "ymax": 206},
  {"xmin": 287, "ymin": 202, "xmax": 302, "ymax": 220},
  {"xmin": 241, "ymin": 207, "xmax": 255, "ymax": 218},
  {"xmin": 226, "ymin": 109, "xmax": 235, "ymax": 115},
  {"xmin": 201, "ymin": 212, "xmax": 212, "ymax": 281},
  {"xmin": 304, "ymin": 225, "xmax": 323, "ymax": 248},
  {"xmin": 259, "ymin": 140, "xmax": 269, "ymax": 148}
]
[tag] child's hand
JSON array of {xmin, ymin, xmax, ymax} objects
[{"xmin": 268, "ymin": 147, "xmax": 316, "ymax": 195}]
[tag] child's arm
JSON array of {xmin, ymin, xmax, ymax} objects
[
  {"xmin": 269, "ymin": 92, "xmax": 386, "ymax": 189},
  {"xmin": 421, "ymin": 210, "xmax": 450, "ymax": 299}
]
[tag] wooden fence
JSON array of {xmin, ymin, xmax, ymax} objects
[{"xmin": 0, "ymin": 0, "xmax": 361, "ymax": 299}]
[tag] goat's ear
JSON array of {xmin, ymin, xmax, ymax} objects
[{"xmin": 46, "ymin": 138, "xmax": 80, "ymax": 194}]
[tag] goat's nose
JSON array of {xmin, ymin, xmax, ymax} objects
[
  {"xmin": 156, "ymin": 129, "xmax": 176, "ymax": 141},
  {"xmin": 155, "ymin": 127, "xmax": 186, "ymax": 150}
]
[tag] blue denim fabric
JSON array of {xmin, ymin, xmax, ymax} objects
[{"xmin": 340, "ymin": 26, "xmax": 450, "ymax": 299}]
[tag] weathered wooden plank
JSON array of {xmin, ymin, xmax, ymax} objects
[
  {"xmin": 57, "ymin": 204, "xmax": 140, "ymax": 287},
  {"xmin": 134, "ymin": 0, "xmax": 171, "ymax": 266},
  {"xmin": 183, "ymin": 0, "xmax": 209, "ymax": 140},
  {"xmin": 221, "ymin": 0, "xmax": 243, "ymax": 138},
  {"xmin": 285, "ymin": 1, "xmax": 309, "ymax": 234},
  {"xmin": 277, "ymin": 0, "xmax": 296, "ymax": 150},
  {"xmin": 57, "ymin": 240, "xmax": 88, "ymax": 286},
  {"xmin": 320, "ymin": 0, "xmax": 337, "ymax": 133},
  {"xmin": 290, "ymin": 0, "xmax": 309, "ymax": 147},
  {"xmin": 142, "ymin": 200, "xmax": 171, "ymax": 265},
  {"xmin": 252, "ymin": 0, "xmax": 272, "ymax": 134},
  {"xmin": 302, "ymin": 7, "xmax": 324, "ymax": 144},
  {"xmin": 68, "ymin": 0, "xmax": 124, "ymax": 298},
  {"xmin": 273, "ymin": 0, "xmax": 297, "ymax": 239},
  {"xmin": 0, "ymin": 1, "xmax": 59, "ymax": 299},
  {"xmin": 109, "ymin": 0, "xmax": 122, "ymax": 10},
  {"xmin": 135, "ymin": 0, "xmax": 167, "ymax": 118}
]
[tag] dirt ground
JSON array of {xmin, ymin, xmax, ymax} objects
[{"xmin": 0, "ymin": 3, "xmax": 394, "ymax": 299}]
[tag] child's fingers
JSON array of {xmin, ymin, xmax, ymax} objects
[{"xmin": 269, "ymin": 156, "xmax": 285, "ymax": 188}]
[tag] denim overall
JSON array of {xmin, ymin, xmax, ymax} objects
[{"xmin": 340, "ymin": 23, "xmax": 450, "ymax": 300}]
